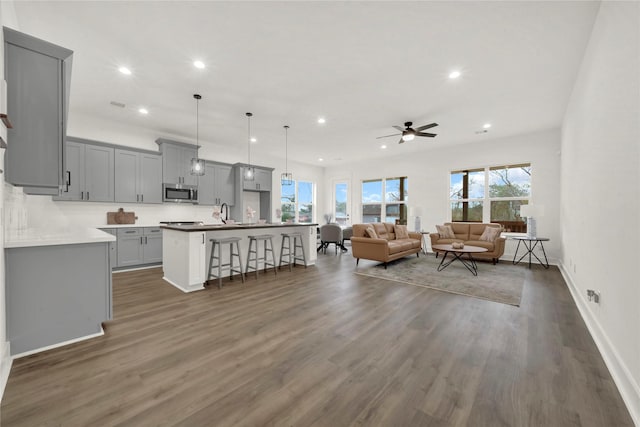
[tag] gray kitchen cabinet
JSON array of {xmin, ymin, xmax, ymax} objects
[
  {"xmin": 156, "ymin": 139, "xmax": 199, "ymax": 186},
  {"xmin": 143, "ymin": 227, "xmax": 163, "ymax": 263},
  {"xmin": 198, "ymin": 162, "xmax": 235, "ymax": 206},
  {"xmin": 100, "ymin": 229, "xmax": 118, "ymax": 269},
  {"xmin": 4, "ymin": 27, "xmax": 73, "ymax": 196},
  {"xmin": 113, "ymin": 227, "xmax": 162, "ymax": 268},
  {"xmin": 238, "ymin": 165, "xmax": 272, "ymax": 192},
  {"xmin": 115, "ymin": 149, "xmax": 162, "ymax": 204},
  {"xmin": 116, "ymin": 228, "xmax": 144, "ymax": 267},
  {"xmin": 56, "ymin": 140, "xmax": 115, "ymax": 202}
]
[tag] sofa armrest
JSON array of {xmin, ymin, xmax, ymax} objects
[
  {"xmin": 494, "ymin": 237, "xmax": 506, "ymax": 257},
  {"xmin": 351, "ymin": 236, "xmax": 389, "ymax": 261},
  {"xmin": 429, "ymin": 233, "xmax": 440, "ymax": 246},
  {"xmin": 407, "ymin": 232, "xmax": 422, "ymax": 240}
]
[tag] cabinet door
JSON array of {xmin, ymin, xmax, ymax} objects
[
  {"xmin": 215, "ymin": 164, "xmax": 235, "ymax": 206},
  {"xmin": 162, "ymin": 144, "xmax": 183, "ymax": 184},
  {"xmin": 255, "ymin": 169, "xmax": 272, "ymax": 191},
  {"xmin": 139, "ymin": 153, "xmax": 162, "ymax": 204},
  {"xmin": 143, "ymin": 228, "xmax": 163, "ymax": 263},
  {"xmin": 84, "ymin": 145, "xmax": 114, "ymax": 202},
  {"xmin": 56, "ymin": 141, "xmax": 84, "ymax": 201},
  {"xmin": 198, "ymin": 163, "xmax": 216, "ymax": 205},
  {"xmin": 242, "ymin": 167, "xmax": 258, "ymax": 191},
  {"xmin": 5, "ymin": 42, "xmax": 63, "ymax": 195},
  {"xmin": 181, "ymin": 147, "xmax": 198, "ymax": 186},
  {"xmin": 114, "ymin": 149, "xmax": 139, "ymax": 203},
  {"xmin": 116, "ymin": 229, "xmax": 144, "ymax": 267},
  {"xmin": 100, "ymin": 229, "xmax": 118, "ymax": 269}
]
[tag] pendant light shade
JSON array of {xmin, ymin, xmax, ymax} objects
[
  {"xmin": 190, "ymin": 94, "xmax": 205, "ymax": 176},
  {"xmin": 281, "ymin": 125, "xmax": 293, "ymax": 185},
  {"xmin": 244, "ymin": 112, "xmax": 255, "ymax": 181}
]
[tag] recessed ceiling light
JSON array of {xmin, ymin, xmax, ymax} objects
[
  {"xmin": 118, "ymin": 66, "xmax": 132, "ymax": 75},
  {"xmin": 483, "ymin": 123, "xmax": 492, "ymax": 129},
  {"xmin": 318, "ymin": 157, "xmax": 324, "ymax": 162},
  {"xmin": 250, "ymin": 137, "xmax": 257, "ymax": 143},
  {"xmin": 317, "ymin": 117, "xmax": 326, "ymax": 124},
  {"xmin": 448, "ymin": 70, "xmax": 461, "ymax": 79},
  {"xmin": 381, "ymin": 144, "xmax": 387, "ymax": 149},
  {"xmin": 138, "ymin": 108, "xmax": 148, "ymax": 115},
  {"xmin": 193, "ymin": 60, "xmax": 205, "ymax": 69}
]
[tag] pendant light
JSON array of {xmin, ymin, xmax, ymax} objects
[
  {"xmin": 244, "ymin": 112, "xmax": 255, "ymax": 181},
  {"xmin": 190, "ymin": 94, "xmax": 205, "ymax": 176},
  {"xmin": 281, "ymin": 125, "xmax": 293, "ymax": 185}
]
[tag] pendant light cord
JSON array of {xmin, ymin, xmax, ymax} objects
[{"xmin": 246, "ymin": 112, "xmax": 252, "ymax": 166}]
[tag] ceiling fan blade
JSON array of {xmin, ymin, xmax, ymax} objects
[
  {"xmin": 415, "ymin": 123, "xmax": 438, "ymax": 131},
  {"xmin": 392, "ymin": 125, "xmax": 404, "ymax": 132},
  {"xmin": 376, "ymin": 133, "xmax": 401, "ymax": 139},
  {"xmin": 398, "ymin": 137, "xmax": 405, "ymax": 144},
  {"xmin": 416, "ymin": 132, "xmax": 437, "ymax": 138}
]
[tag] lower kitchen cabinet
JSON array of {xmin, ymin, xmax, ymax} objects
[{"xmin": 104, "ymin": 227, "xmax": 163, "ymax": 269}]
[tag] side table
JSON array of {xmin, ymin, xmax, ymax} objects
[
  {"xmin": 511, "ymin": 236, "xmax": 550, "ymax": 269},
  {"xmin": 420, "ymin": 231, "xmax": 431, "ymax": 254}
]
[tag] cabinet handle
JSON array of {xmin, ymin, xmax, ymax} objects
[
  {"xmin": 125, "ymin": 230, "xmax": 136, "ymax": 234},
  {"xmin": 141, "ymin": 194, "xmax": 144, "ymax": 202},
  {"xmin": 202, "ymin": 234, "xmax": 205, "ymax": 244},
  {"xmin": 81, "ymin": 191, "xmax": 84, "ymax": 200},
  {"xmin": 140, "ymin": 236, "xmax": 143, "ymax": 244},
  {"xmin": 145, "ymin": 236, "xmax": 148, "ymax": 244},
  {"xmin": 87, "ymin": 191, "xmax": 90, "ymax": 200},
  {"xmin": 64, "ymin": 171, "xmax": 71, "ymax": 192},
  {"xmin": 136, "ymin": 194, "xmax": 139, "ymax": 202}
]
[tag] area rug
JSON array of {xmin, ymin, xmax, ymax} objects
[{"xmin": 355, "ymin": 255, "xmax": 525, "ymax": 306}]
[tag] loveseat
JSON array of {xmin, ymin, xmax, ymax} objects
[
  {"xmin": 429, "ymin": 222, "xmax": 506, "ymax": 264},
  {"xmin": 351, "ymin": 223, "xmax": 422, "ymax": 268}
]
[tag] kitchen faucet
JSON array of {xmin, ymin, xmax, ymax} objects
[{"xmin": 220, "ymin": 203, "xmax": 229, "ymax": 224}]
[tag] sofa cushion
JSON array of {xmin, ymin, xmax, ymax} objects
[
  {"xmin": 479, "ymin": 226, "xmax": 501, "ymax": 242},
  {"xmin": 388, "ymin": 240, "xmax": 414, "ymax": 254},
  {"xmin": 394, "ymin": 224, "xmax": 409, "ymax": 239},
  {"xmin": 365, "ymin": 226, "xmax": 378, "ymax": 238},
  {"xmin": 373, "ymin": 223, "xmax": 390, "ymax": 240},
  {"xmin": 465, "ymin": 240, "xmax": 495, "ymax": 251},
  {"xmin": 448, "ymin": 223, "xmax": 471, "ymax": 240},
  {"xmin": 436, "ymin": 224, "xmax": 455, "ymax": 239}
]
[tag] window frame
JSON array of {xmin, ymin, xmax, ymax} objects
[
  {"xmin": 361, "ymin": 176, "xmax": 409, "ymax": 224},
  {"xmin": 280, "ymin": 179, "xmax": 315, "ymax": 224}
]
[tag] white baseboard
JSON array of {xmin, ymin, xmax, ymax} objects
[
  {"xmin": 559, "ymin": 262, "xmax": 640, "ymax": 426},
  {"xmin": 0, "ymin": 341, "xmax": 12, "ymax": 402},
  {"xmin": 162, "ymin": 276, "xmax": 204, "ymax": 293}
]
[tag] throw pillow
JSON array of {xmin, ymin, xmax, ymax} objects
[
  {"xmin": 394, "ymin": 224, "xmax": 409, "ymax": 239},
  {"xmin": 436, "ymin": 224, "xmax": 455, "ymax": 239},
  {"xmin": 479, "ymin": 226, "xmax": 501, "ymax": 242},
  {"xmin": 364, "ymin": 226, "xmax": 378, "ymax": 238}
]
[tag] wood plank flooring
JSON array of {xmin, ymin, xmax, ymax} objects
[{"xmin": 1, "ymin": 253, "xmax": 634, "ymax": 426}]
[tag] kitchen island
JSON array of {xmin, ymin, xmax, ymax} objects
[{"xmin": 161, "ymin": 223, "xmax": 318, "ymax": 293}]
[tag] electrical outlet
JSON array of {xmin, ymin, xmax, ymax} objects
[{"xmin": 587, "ymin": 289, "xmax": 601, "ymax": 304}]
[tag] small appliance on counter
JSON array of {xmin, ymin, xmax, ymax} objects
[{"xmin": 163, "ymin": 183, "xmax": 198, "ymax": 203}]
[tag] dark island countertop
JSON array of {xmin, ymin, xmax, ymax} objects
[{"xmin": 161, "ymin": 223, "xmax": 318, "ymax": 232}]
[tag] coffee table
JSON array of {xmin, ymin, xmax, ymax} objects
[{"xmin": 432, "ymin": 244, "xmax": 488, "ymax": 276}]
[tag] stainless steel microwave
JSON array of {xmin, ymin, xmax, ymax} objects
[{"xmin": 163, "ymin": 184, "xmax": 198, "ymax": 203}]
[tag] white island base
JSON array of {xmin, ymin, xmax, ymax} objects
[{"xmin": 162, "ymin": 224, "xmax": 317, "ymax": 293}]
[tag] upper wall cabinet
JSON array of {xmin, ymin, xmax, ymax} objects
[
  {"xmin": 156, "ymin": 138, "xmax": 199, "ymax": 187},
  {"xmin": 56, "ymin": 139, "xmax": 114, "ymax": 202},
  {"xmin": 114, "ymin": 148, "xmax": 162, "ymax": 204},
  {"xmin": 4, "ymin": 27, "xmax": 73, "ymax": 195},
  {"xmin": 198, "ymin": 161, "xmax": 235, "ymax": 206},
  {"xmin": 236, "ymin": 164, "xmax": 273, "ymax": 192}
]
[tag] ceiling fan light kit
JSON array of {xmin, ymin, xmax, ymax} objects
[{"xmin": 190, "ymin": 94, "xmax": 205, "ymax": 176}]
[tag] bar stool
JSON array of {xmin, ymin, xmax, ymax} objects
[
  {"xmin": 246, "ymin": 234, "xmax": 277, "ymax": 279},
  {"xmin": 279, "ymin": 232, "xmax": 307, "ymax": 271},
  {"xmin": 207, "ymin": 236, "xmax": 245, "ymax": 289}
]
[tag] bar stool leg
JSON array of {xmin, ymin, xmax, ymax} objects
[
  {"xmin": 234, "ymin": 241, "xmax": 245, "ymax": 283},
  {"xmin": 269, "ymin": 238, "xmax": 277, "ymax": 275},
  {"xmin": 295, "ymin": 235, "xmax": 308, "ymax": 268}
]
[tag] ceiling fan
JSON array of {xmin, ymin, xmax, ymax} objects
[{"xmin": 377, "ymin": 121, "xmax": 438, "ymax": 144}]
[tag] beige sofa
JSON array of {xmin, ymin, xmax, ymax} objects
[
  {"xmin": 351, "ymin": 223, "xmax": 422, "ymax": 268},
  {"xmin": 429, "ymin": 222, "xmax": 506, "ymax": 264}
]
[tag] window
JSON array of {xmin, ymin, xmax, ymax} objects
[
  {"xmin": 362, "ymin": 177, "xmax": 408, "ymax": 224},
  {"xmin": 281, "ymin": 180, "xmax": 314, "ymax": 223},
  {"xmin": 450, "ymin": 164, "xmax": 531, "ymax": 232}
]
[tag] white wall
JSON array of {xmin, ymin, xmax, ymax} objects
[
  {"xmin": 0, "ymin": 0, "xmax": 19, "ymax": 400},
  {"xmin": 324, "ymin": 128, "xmax": 562, "ymax": 262},
  {"xmin": 560, "ymin": 1, "xmax": 640, "ymax": 423}
]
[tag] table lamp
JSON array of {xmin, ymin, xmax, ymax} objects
[
  {"xmin": 519, "ymin": 204, "xmax": 537, "ymax": 237},
  {"xmin": 409, "ymin": 207, "xmax": 422, "ymax": 232}
]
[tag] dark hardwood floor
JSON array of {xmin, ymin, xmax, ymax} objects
[{"xmin": 1, "ymin": 252, "xmax": 634, "ymax": 426}]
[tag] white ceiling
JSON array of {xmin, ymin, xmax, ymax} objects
[{"xmin": 12, "ymin": 1, "xmax": 599, "ymax": 166}]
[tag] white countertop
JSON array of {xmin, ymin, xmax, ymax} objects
[
  {"xmin": 5, "ymin": 227, "xmax": 116, "ymax": 249},
  {"xmin": 97, "ymin": 224, "xmax": 161, "ymax": 229}
]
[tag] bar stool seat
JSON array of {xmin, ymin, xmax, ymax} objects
[
  {"xmin": 246, "ymin": 234, "xmax": 277, "ymax": 279},
  {"xmin": 279, "ymin": 232, "xmax": 307, "ymax": 271},
  {"xmin": 207, "ymin": 236, "xmax": 245, "ymax": 289}
]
